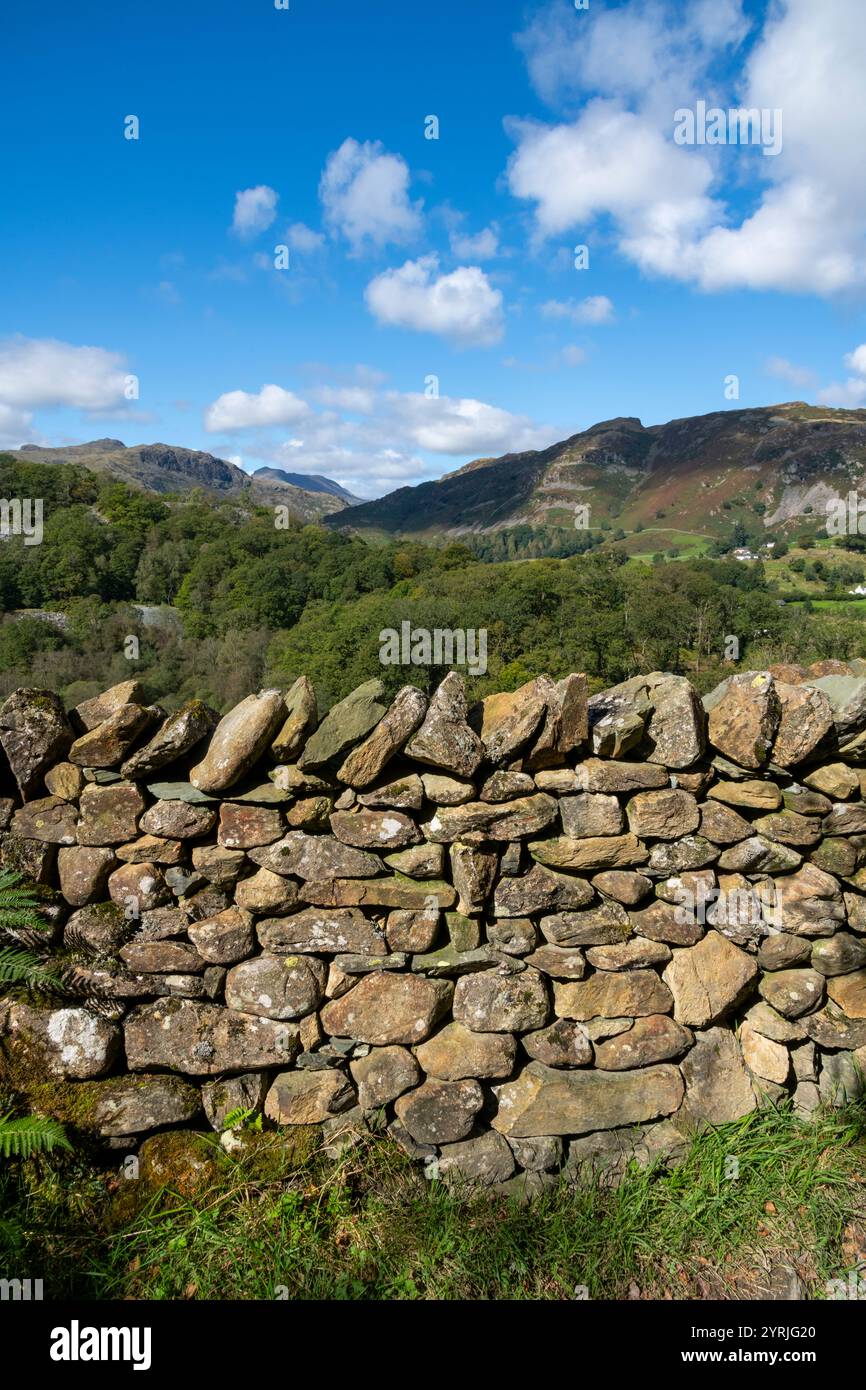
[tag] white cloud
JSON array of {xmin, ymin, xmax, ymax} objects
[
  {"xmin": 319, "ymin": 138, "xmax": 422, "ymax": 253},
  {"xmin": 508, "ymin": 0, "xmax": 866, "ymax": 295},
  {"xmin": 845, "ymin": 345, "xmax": 866, "ymax": 376},
  {"xmin": 541, "ymin": 294, "xmax": 615, "ymax": 325},
  {"xmin": 207, "ymin": 380, "xmax": 555, "ymax": 498},
  {"xmin": 231, "ymin": 186, "xmax": 278, "ymax": 239},
  {"xmin": 384, "ymin": 392, "xmax": 556, "ymax": 455},
  {"xmin": 0, "ymin": 336, "xmax": 129, "ymax": 411},
  {"xmin": 449, "ymin": 224, "xmax": 500, "ymax": 260},
  {"xmin": 365, "ymin": 255, "xmax": 505, "ymax": 346},
  {"xmin": 561, "ymin": 345, "xmax": 588, "ymax": 367},
  {"xmin": 765, "ymin": 356, "xmax": 816, "ymax": 390},
  {"xmin": 312, "ymin": 385, "xmax": 376, "ymax": 413},
  {"xmin": 204, "ymin": 384, "xmax": 311, "ymax": 432},
  {"xmin": 0, "ymin": 402, "xmax": 33, "ymax": 449},
  {"xmin": 817, "ymin": 345, "xmax": 866, "ymax": 406},
  {"xmin": 285, "ymin": 222, "xmax": 325, "ymax": 253}
]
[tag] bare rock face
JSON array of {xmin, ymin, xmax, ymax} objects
[
  {"xmin": 337, "ymin": 686, "xmax": 427, "ymax": 787},
  {"xmin": 759, "ymin": 968, "xmax": 826, "ymax": 1019},
  {"xmin": 626, "ymin": 789, "xmax": 700, "ymax": 840},
  {"xmin": 91, "ymin": 1074, "xmax": 203, "ymax": 1136},
  {"xmin": 0, "ymin": 689, "xmax": 72, "ymax": 799},
  {"xmin": 140, "ymin": 799, "xmax": 217, "ymax": 840},
  {"xmin": 526, "ymin": 673, "xmax": 588, "ymax": 768},
  {"xmin": 121, "ymin": 700, "xmax": 217, "ymax": 780},
  {"xmin": 494, "ymin": 862, "xmax": 593, "ymax": 916},
  {"xmin": 188, "ymin": 906, "xmax": 255, "ymax": 965},
  {"xmin": 405, "ymin": 672, "xmax": 484, "ymax": 778},
  {"xmin": 77, "ymin": 783, "xmax": 146, "ymax": 846},
  {"xmin": 646, "ymin": 675, "xmax": 705, "ymax": 769},
  {"xmin": 217, "ymin": 803, "xmax": 284, "ymax": 850},
  {"xmin": 329, "ymin": 808, "xmax": 420, "ymax": 851},
  {"xmin": 554, "ymin": 970, "xmax": 673, "ymax": 1021},
  {"xmin": 530, "ymin": 833, "xmax": 647, "ymax": 872},
  {"xmin": 190, "ymin": 690, "xmax": 287, "ymax": 793},
  {"xmin": 320, "ymin": 973, "xmax": 453, "ymax": 1044},
  {"xmin": 424, "ymin": 795, "xmax": 558, "ymax": 845},
  {"xmin": 492, "ymin": 1061, "xmax": 684, "ymax": 1138},
  {"xmin": 523, "ymin": 1018, "xmax": 593, "ymax": 1068},
  {"xmin": 257, "ymin": 907, "xmax": 385, "ymax": 955},
  {"xmin": 704, "ymin": 672, "xmax": 780, "ymax": 770},
  {"xmin": 453, "ymin": 968, "xmax": 549, "ymax": 1033},
  {"xmin": 593, "ymin": 1015, "xmax": 692, "ymax": 1070}
]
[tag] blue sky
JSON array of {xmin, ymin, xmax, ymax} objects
[{"xmin": 2, "ymin": 0, "xmax": 866, "ymax": 497}]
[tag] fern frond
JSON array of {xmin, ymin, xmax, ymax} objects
[
  {"xmin": 0, "ymin": 1113, "xmax": 70, "ymax": 1159},
  {"xmin": 0, "ymin": 946, "xmax": 61, "ymax": 991}
]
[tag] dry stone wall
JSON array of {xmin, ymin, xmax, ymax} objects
[{"xmin": 2, "ymin": 662, "xmax": 866, "ymax": 1188}]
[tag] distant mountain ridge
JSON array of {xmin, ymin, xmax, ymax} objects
[
  {"xmin": 325, "ymin": 402, "xmax": 866, "ymax": 545},
  {"xmin": 251, "ymin": 466, "xmax": 362, "ymax": 504},
  {"xmin": 13, "ymin": 439, "xmax": 357, "ymax": 522}
]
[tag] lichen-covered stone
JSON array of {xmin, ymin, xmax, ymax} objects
[
  {"xmin": 337, "ymin": 685, "xmax": 427, "ymax": 787},
  {"xmin": 320, "ymin": 972, "xmax": 453, "ymax": 1044},
  {"xmin": 0, "ymin": 688, "xmax": 72, "ymax": 800},
  {"xmin": 124, "ymin": 998, "xmax": 301, "ymax": 1074},
  {"xmin": 190, "ymin": 690, "xmax": 287, "ymax": 792},
  {"xmin": 298, "ymin": 678, "xmax": 387, "ymax": 771},
  {"xmin": 453, "ymin": 968, "xmax": 549, "ymax": 1033},
  {"xmin": 265, "ymin": 1069, "xmax": 356, "ymax": 1124},
  {"xmin": 492, "ymin": 1061, "xmax": 684, "ymax": 1138}
]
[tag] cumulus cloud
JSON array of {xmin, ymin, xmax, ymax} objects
[
  {"xmin": 285, "ymin": 221, "xmax": 325, "ymax": 253},
  {"xmin": 508, "ymin": 0, "xmax": 866, "ymax": 295},
  {"xmin": 449, "ymin": 224, "xmax": 500, "ymax": 260},
  {"xmin": 204, "ymin": 384, "xmax": 311, "ymax": 432},
  {"xmin": 312, "ymin": 385, "xmax": 377, "ymax": 413},
  {"xmin": 319, "ymin": 138, "xmax": 423, "ymax": 253},
  {"xmin": 205, "ymin": 379, "xmax": 555, "ymax": 498},
  {"xmin": 541, "ymin": 294, "xmax": 615, "ymax": 325},
  {"xmin": 0, "ymin": 402, "xmax": 33, "ymax": 449},
  {"xmin": 817, "ymin": 345, "xmax": 866, "ymax": 407},
  {"xmin": 383, "ymin": 392, "xmax": 556, "ymax": 455},
  {"xmin": 765, "ymin": 356, "xmax": 817, "ymax": 390},
  {"xmin": 365, "ymin": 255, "xmax": 505, "ymax": 346},
  {"xmin": 0, "ymin": 336, "xmax": 129, "ymax": 411},
  {"xmin": 231, "ymin": 185, "xmax": 278, "ymax": 239}
]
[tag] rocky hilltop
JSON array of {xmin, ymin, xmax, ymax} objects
[
  {"xmin": 327, "ymin": 401, "xmax": 866, "ymax": 541},
  {"xmin": 12, "ymin": 439, "xmax": 356, "ymax": 522},
  {"xmin": 1, "ymin": 660, "xmax": 866, "ymax": 1190}
]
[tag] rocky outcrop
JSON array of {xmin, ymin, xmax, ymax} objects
[{"xmin": 3, "ymin": 663, "xmax": 866, "ymax": 1188}]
